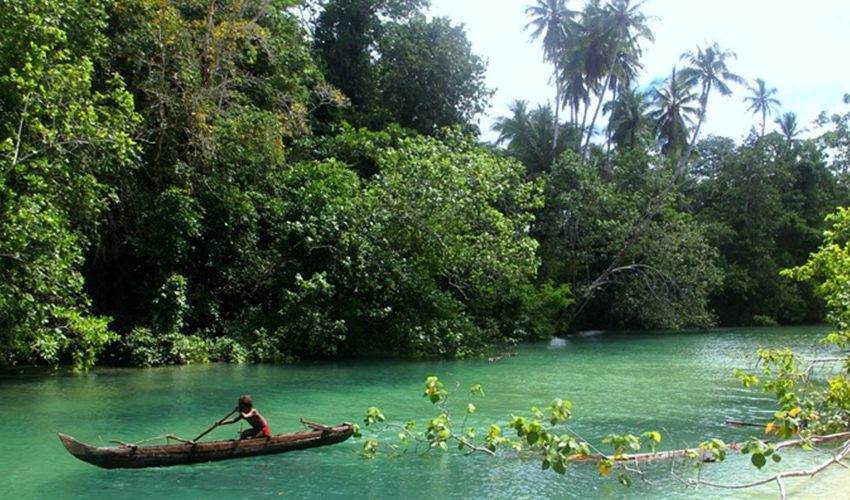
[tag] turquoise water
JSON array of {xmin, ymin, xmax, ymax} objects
[{"xmin": 1, "ymin": 326, "xmax": 847, "ymax": 499}]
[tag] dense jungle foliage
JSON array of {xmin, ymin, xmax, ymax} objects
[{"xmin": 1, "ymin": 0, "xmax": 848, "ymax": 369}]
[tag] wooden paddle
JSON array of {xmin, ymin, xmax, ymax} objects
[{"xmin": 192, "ymin": 407, "xmax": 238, "ymax": 443}]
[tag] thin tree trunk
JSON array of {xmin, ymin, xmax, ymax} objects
[
  {"xmin": 582, "ymin": 57, "xmax": 617, "ymax": 158},
  {"xmin": 201, "ymin": 0, "xmax": 217, "ymax": 87},
  {"xmin": 676, "ymin": 84, "xmax": 709, "ymax": 178},
  {"xmin": 552, "ymin": 64, "xmax": 561, "ymax": 165},
  {"xmin": 579, "ymin": 102, "xmax": 590, "ymax": 150}
]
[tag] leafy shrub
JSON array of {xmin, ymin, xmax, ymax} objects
[
  {"xmin": 208, "ymin": 337, "xmax": 248, "ymax": 363},
  {"xmin": 122, "ymin": 327, "xmax": 210, "ymax": 367}
]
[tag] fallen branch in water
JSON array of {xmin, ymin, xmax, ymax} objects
[
  {"xmin": 571, "ymin": 432, "xmax": 850, "ymax": 465},
  {"xmin": 678, "ymin": 435, "xmax": 850, "ymax": 500},
  {"xmin": 725, "ymin": 419, "xmax": 766, "ymax": 428}
]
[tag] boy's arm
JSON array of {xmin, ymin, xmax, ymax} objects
[{"xmin": 218, "ymin": 414, "xmax": 241, "ymax": 425}]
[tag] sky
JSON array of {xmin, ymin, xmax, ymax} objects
[{"xmin": 427, "ymin": 0, "xmax": 850, "ymax": 143}]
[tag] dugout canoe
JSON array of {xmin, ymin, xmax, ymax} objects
[{"xmin": 58, "ymin": 421, "xmax": 354, "ymax": 469}]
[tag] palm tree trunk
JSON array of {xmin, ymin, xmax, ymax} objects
[
  {"xmin": 582, "ymin": 56, "xmax": 617, "ymax": 158},
  {"xmin": 552, "ymin": 64, "xmax": 561, "ymax": 165},
  {"xmin": 761, "ymin": 110, "xmax": 766, "ymax": 138},
  {"xmin": 579, "ymin": 101, "xmax": 590, "ymax": 150},
  {"xmin": 676, "ymin": 84, "xmax": 710, "ymax": 178}
]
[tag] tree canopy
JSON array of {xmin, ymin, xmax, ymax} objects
[{"xmin": 0, "ymin": 0, "xmax": 847, "ymax": 369}]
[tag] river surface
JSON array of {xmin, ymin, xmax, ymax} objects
[{"xmin": 2, "ymin": 325, "xmax": 848, "ymax": 499}]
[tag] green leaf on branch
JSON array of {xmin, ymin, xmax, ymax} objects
[
  {"xmin": 597, "ymin": 459, "xmax": 613, "ymax": 477},
  {"xmin": 364, "ymin": 406, "xmax": 385, "ymax": 426}
]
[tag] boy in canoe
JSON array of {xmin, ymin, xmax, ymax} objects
[{"xmin": 218, "ymin": 395, "xmax": 271, "ymax": 439}]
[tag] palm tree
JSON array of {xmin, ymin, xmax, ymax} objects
[
  {"xmin": 493, "ymin": 100, "xmax": 580, "ymax": 176},
  {"xmin": 525, "ymin": 0, "xmax": 576, "ymax": 162},
  {"xmin": 606, "ymin": 85, "xmax": 651, "ymax": 150},
  {"xmin": 774, "ymin": 111, "xmax": 807, "ymax": 146},
  {"xmin": 583, "ymin": 54, "xmax": 723, "ymax": 311},
  {"xmin": 649, "ymin": 67, "xmax": 699, "ymax": 159},
  {"xmin": 581, "ymin": 0, "xmax": 654, "ymax": 156},
  {"xmin": 560, "ymin": 54, "xmax": 590, "ymax": 125},
  {"xmin": 678, "ymin": 42, "xmax": 744, "ymax": 174},
  {"xmin": 744, "ymin": 78, "xmax": 781, "ymax": 137}
]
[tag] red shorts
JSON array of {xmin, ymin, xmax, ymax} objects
[{"xmin": 240, "ymin": 425, "xmax": 271, "ymax": 439}]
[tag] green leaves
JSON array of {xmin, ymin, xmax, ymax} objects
[
  {"xmin": 602, "ymin": 433, "xmax": 641, "ymax": 458},
  {"xmin": 740, "ymin": 439, "xmax": 780, "ymax": 470},
  {"xmin": 315, "ymin": 1, "xmax": 490, "ymax": 133},
  {"xmin": 698, "ymin": 438, "xmax": 728, "ymax": 462},
  {"xmin": 364, "ymin": 407, "xmax": 386, "ymax": 426},
  {"xmin": 0, "ymin": 0, "xmax": 138, "ymax": 369},
  {"xmin": 424, "ymin": 376, "xmax": 447, "ymax": 404}
]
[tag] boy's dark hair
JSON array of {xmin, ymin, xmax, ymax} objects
[{"xmin": 238, "ymin": 395, "xmax": 253, "ymax": 408}]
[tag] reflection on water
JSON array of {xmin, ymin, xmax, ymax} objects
[
  {"xmin": 547, "ymin": 337, "xmax": 568, "ymax": 349},
  {"xmin": 0, "ymin": 325, "xmax": 840, "ymax": 499}
]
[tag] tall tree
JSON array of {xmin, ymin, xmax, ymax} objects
[
  {"xmin": 0, "ymin": 0, "xmax": 139, "ymax": 369},
  {"xmin": 775, "ymin": 111, "xmax": 806, "ymax": 148},
  {"xmin": 580, "ymin": 0, "xmax": 653, "ymax": 156},
  {"xmin": 744, "ymin": 77, "xmax": 781, "ymax": 137},
  {"xmin": 689, "ymin": 133, "xmax": 838, "ymax": 325},
  {"xmin": 678, "ymin": 42, "xmax": 744, "ymax": 175},
  {"xmin": 313, "ymin": 0, "xmax": 427, "ymax": 114},
  {"xmin": 776, "ymin": 112, "xmax": 800, "ymax": 141},
  {"xmin": 649, "ymin": 67, "xmax": 699, "ymax": 159},
  {"xmin": 96, "ymin": 0, "xmax": 327, "ymax": 343},
  {"xmin": 535, "ymin": 151, "xmax": 722, "ymax": 329},
  {"xmin": 376, "ymin": 15, "xmax": 491, "ymax": 134},
  {"xmin": 314, "ymin": 0, "xmax": 488, "ymax": 133},
  {"xmin": 570, "ymin": 43, "xmax": 739, "ymax": 319},
  {"xmin": 525, "ymin": 0, "xmax": 576, "ymax": 162},
  {"xmin": 816, "ymin": 94, "xmax": 850, "ymax": 189},
  {"xmin": 605, "ymin": 86, "xmax": 651, "ymax": 150},
  {"xmin": 492, "ymin": 100, "xmax": 580, "ymax": 176}
]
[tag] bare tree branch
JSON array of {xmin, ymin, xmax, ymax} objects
[{"xmin": 685, "ymin": 437, "xmax": 850, "ymax": 500}]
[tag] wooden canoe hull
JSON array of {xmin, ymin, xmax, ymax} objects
[{"xmin": 59, "ymin": 422, "xmax": 354, "ymax": 469}]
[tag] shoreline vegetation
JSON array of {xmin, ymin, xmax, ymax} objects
[
  {"xmin": 1, "ymin": 0, "xmax": 846, "ymax": 372},
  {"xmin": 1, "ymin": 1, "xmax": 849, "ymax": 493}
]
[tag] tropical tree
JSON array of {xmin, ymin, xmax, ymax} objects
[
  {"xmin": 350, "ymin": 129, "xmax": 549, "ymax": 356},
  {"xmin": 580, "ymin": 0, "xmax": 654, "ymax": 156},
  {"xmin": 744, "ymin": 77, "xmax": 781, "ymax": 137},
  {"xmin": 314, "ymin": 0, "xmax": 489, "ymax": 133},
  {"xmin": 816, "ymin": 93, "xmax": 850, "ymax": 189},
  {"xmin": 605, "ymin": 86, "xmax": 651, "ymax": 150},
  {"xmin": 313, "ymin": 0, "xmax": 427, "ymax": 115},
  {"xmin": 568, "ymin": 44, "xmax": 739, "ymax": 320},
  {"xmin": 648, "ymin": 67, "xmax": 699, "ymax": 159},
  {"xmin": 775, "ymin": 111, "xmax": 805, "ymax": 146},
  {"xmin": 535, "ymin": 150, "xmax": 721, "ymax": 329},
  {"xmin": 688, "ymin": 132, "xmax": 838, "ymax": 325},
  {"xmin": 492, "ymin": 100, "xmax": 580, "ymax": 176},
  {"xmin": 525, "ymin": 0, "xmax": 576, "ymax": 162},
  {"xmin": 0, "ymin": 0, "xmax": 139, "ymax": 369},
  {"xmin": 558, "ymin": 39, "xmax": 591, "ymax": 127},
  {"xmin": 678, "ymin": 42, "xmax": 745, "ymax": 174},
  {"xmin": 376, "ymin": 15, "xmax": 491, "ymax": 134}
]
